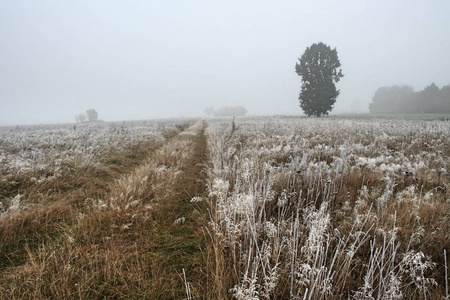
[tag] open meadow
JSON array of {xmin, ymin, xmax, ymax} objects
[{"xmin": 0, "ymin": 116, "xmax": 449, "ymax": 299}]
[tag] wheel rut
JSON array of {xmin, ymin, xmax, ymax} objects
[{"xmin": 143, "ymin": 120, "xmax": 210, "ymax": 299}]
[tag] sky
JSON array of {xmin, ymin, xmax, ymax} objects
[{"xmin": 1, "ymin": 0, "xmax": 449, "ymax": 125}]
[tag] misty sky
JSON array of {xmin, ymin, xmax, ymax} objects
[{"xmin": 1, "ymin": 0, "xmax": 449, "ymax": 125}]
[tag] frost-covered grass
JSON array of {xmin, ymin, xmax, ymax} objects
[
  {"xmin": 0, "ymin": 120, "xmax": 180, "ymax": 181},
  {"xmin": 0, "ymin": 119, "xmax": 195, "ymax": 298},
  {"xmin": 335, "ymin": 113, "xmax": 450, "ymax": 121},
  {"xmin": 206, "ymin": 116, "xmax": 449, "ymax": 299},
  {"xmin": 0, "ymin": 116, "xmax": 448, "ymax": 298},
  {"xmin": 0, "ymin": 120, "xmax": 186, "ymax": 209}
]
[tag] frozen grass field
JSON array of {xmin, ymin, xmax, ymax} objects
[
  {"xmin": 0, "ymin": 116, "xmax": 449, "ymax": 299},
  {"xmin": 206, "ymin": 116, "xmax": 449, "ymax": 299}
]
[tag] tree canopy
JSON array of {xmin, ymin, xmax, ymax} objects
[{"xmin": 295, "ymin": 42, "xmax": 344, "ymax": 116}]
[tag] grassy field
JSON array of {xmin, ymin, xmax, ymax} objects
[
  {"xmin": 206, "ymin": 116, "xmax": 449, "ymax": 299},
  {"xmin": 0, "ymin": 116, "xmax": 448, "ymax": 299},
  {"xmin": 332, "ymin": 113, "xmax": 450, "ymax": 120}
]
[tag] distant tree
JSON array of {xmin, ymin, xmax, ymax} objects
[
  {"xmin": 420, "ymin": 82, "xmax": 439, "ymax": 113},
  {"xmin": 438, "ymin": 84, "xmax": 450, "ymax": 114},
  {"xmin": 86, "ymin": 109, "xmax": 98, "ymax": 122},
  {"xmin": 75, "ymin": 113, "xmax": 87, "ymax": 123},
  {"xmin": 369, "ymin": 83, "xmax": 450, "ymax": 114},
  {"xmin": 214, "ymin": 106, "xmax": 247, "ymax": 117},
  {"xmin": 295, "ymin": 42, "xmax": 344, "ymax": 116},
  {"xmin": 369, "ymin": 85, "xmax": 415, "ymax": 114},
  {"xmin": 204, "ymin": 106, "xmax": 215, "ymax": 117}
]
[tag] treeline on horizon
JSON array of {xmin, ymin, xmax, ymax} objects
[{"xmin": 369, "ymin": 83, "xmax": 450, "ymax": 114}]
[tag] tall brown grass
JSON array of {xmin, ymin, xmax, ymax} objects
[{"xmin": 205, "ymin": 117, "xmax": 449, "ymax": 299}]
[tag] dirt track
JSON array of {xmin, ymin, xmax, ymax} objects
[{"xmin": 142, "ymin": 120, "xmax": 209, "ymax": 298}]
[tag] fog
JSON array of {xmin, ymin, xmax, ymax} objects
[{"xmin": 1, "ymin": 0, "xmax": 449, "ymax": 126}]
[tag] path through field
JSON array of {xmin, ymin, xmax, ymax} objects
[
  {"xmin": 104, "ymin": 120, "xmax": 210, "ymax": 298},
  {"xmin": 139, "ymin": 120, "xmax": 209, "ymax": 298}
]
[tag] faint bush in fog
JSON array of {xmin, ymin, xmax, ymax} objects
[
  {"xmin": 86, "ymin": 109, "xmax": 98, "ymax": 122},
  {"xmin": 204, "ymin": 106, "xmax": 215, "ymax": 117},
  {"xmin": 75, "ymin": 113, "xmax": 87, "ymax": 123}
]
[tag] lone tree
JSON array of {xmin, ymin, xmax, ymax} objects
[
  {"xmin": 295, "ymin": 42, "xmax": 344, "ymax": 116},
  {"xmin": 86, "ymin": 109, "xmax": 98, "ymax": 122}
]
